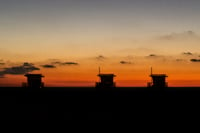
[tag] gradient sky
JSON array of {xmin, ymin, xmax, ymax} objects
[{"xmin": 0, "ymin": 0, "xmax": 200, "ymax": 87}]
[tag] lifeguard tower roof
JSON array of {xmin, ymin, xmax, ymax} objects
[
  {"xmin": 98, "ymin": 74, "xmax": 116, "ymax": 77},
  {"xmin": 25, "ymin": 74, "xmax": 44, "ymax": 77},
  {"xmin": 150, "ymin": 74, "xmax": 167, "ymax": 77}
]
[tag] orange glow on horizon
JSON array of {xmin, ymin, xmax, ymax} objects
[
  {"xmin": 1, "ymin": 61, "xmax": 200, "ymax": 87},
  {"xmin": 1, "ymin": 75, "xmax": 200, "ymax": 87}
]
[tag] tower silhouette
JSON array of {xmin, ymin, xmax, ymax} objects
[
  {"xmin": 24, "ymin": 74, "xmax": 44, "ymax": 88},
  {"xmin": 96, "ymin": 67, "xmax": 116, "ymax": 89},
  {"xmin": 147, "ymin": 67, "xmax": 168, "ymax": 88}
]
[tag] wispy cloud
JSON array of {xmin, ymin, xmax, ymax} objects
[
  {"xmin": 52, "ymin": 61, "xmax": 79, "ymax": 65},
  {"xmin": 158, "ymin": 31, "xmax": 199, "ymax": 41},
  {"xmin": 176, "ymin": 59, "xmax": 186, "ymax": 62},
  {"xmin": 120, "ymin": 61, "xmax": 132, "ymax": 64},
  {"xmin": 148, "ymin": 54, "xmax": 157, "ymax": 57},
  {"xmin": 51, "ymin": 61, "xmax": 62, "ymax": 65},
  {"xmin": 41, "ymin": 64, "xmax": 56, "ymax": 68},
  {"xmin": 146, "ymin": 54, "xmax": 164, "ymax": 59},
  {"xmin": 182, "ymin": 52, "xmax": 193, "ymax": 55},
  {"xmin": 62, "ymin": 62, "xmax": 79, "ymax": 65},
  {"xmin": 95, "ymin": 55, "xmax": 106, "ymax": 61},
  {"xmin": 0, "ymin": 62, "xmax": 40, "ymax": 77},
  {"xmin": 190, "ymin": 59, "xmax": 200, "ymax": 62}
]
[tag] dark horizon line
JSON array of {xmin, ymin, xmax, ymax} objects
[{"xmin": 1, "ymin": 86, "xmax": 200, "ymax": 88}]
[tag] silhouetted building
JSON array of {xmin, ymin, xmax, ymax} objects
[
  {"xmin": 24, "ymin": 74, "xmax": 44, "ymax": 88},
  {"xmin": 95, "ymin": 67, "xmax": 116, "ymax": 89},
  {"xmin": 147, "ymin": 68, "xmax": 168, "ymax": 88},
  {"xmin": 96, "ymin": 74, "xmax": 116, "ymax": 88},
  {"xmin": 148, "ymin": 74, "xmax": 168, "ymax": 88}
]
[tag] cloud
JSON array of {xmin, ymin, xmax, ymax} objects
[
  {"xmin": 145, "ymin": 54, "xmax": 157, "ymax": 59},
  {"xmin": 190, "ymin": 59, "xmax": 200, "ymax": 62},
  {"xmin": 0, "ymin": 63, "xmax": 40, "ymax": 77},
  {"xmin": 182, "ymin": 52, "xmax": 193, "ymax": 55},
  {"xmin": 120, "ymin": 61, "xmax": 132, "ymax": 64},
  {"xmin": 51, "ymin": 61, "xmax": 62, "ymax": 65},
  {"xmin": 145, "ymin": 54, "xmax": 169, "ymax": 62},
  {"xmin": 41, "ymin": 64, "xmax": 56, "ymax": 68},
  {"xmin": 146, "ymin": 54, "xmax": 166, "ymax": 58},
  {"xmin": 23, "ymin": 62, "xmax": 34, "ymax": 66},
  {"xmin": 62, "ymin": 62, "xmax": 79, "ymax": 65},
  {"xmin": 51, "ymin": 61, "xmax": 79, "ymax": 66},
  {"xmin": 148, "ymin": 54, "xmax": 157, "ymax": 57},
  {"xmin": 176, "ymin": 59, "xmax": 186, "ymax": 62},
  {"xmin": 146, "ymin": 54, "xmax": 160, "ymax": 58},
  {"xmin": 158, "ymin": 31, "xmax": 199, "ymax": 41},
  {"xmin": 96, "ymin": 55, "xmax": 106, "ymax": 61}
]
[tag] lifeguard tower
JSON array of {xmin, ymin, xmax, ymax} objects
[
  {"xmin": 96, "ymin": 67, "xmax": 116, "ymax": 89},
  {"xmin": 24, "ymin": 74, "xmax": 44, "ymax": 88},
  {"xmin": 147, "ymin": 68, "xmax": 168, "ymax": 88}
]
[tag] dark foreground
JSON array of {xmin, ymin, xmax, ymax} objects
[{"xmin": 0, "ymin": 87, "xmax": 200, "ymax": 120}]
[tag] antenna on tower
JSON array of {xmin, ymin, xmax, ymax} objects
[
  {"xmin": 150, "ymin": 67, "xmax": 153, "ymax": 75},
  {"xmin": 99, "ymin": 66, "xmax": 101, "ymax": 75}
]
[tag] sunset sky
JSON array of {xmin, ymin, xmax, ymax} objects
[{"xmin": 0, "ymin": 0, "xmax": 200, "ymax": 87}]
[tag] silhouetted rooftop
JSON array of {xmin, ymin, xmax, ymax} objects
[
  {"xmin": 25, "ymin": 74, "xmax": 44, "ymax": 77},
  {"xmin": 150, "ymin": 74, "xmax": 167, "ymax": 77},
  {"xmin": 98, "ymin": 74, "xmax": 116, "ymax": 77}
]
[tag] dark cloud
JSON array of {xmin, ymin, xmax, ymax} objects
[
  {"xmin": 23, "ymin": 62, "xmax": 34, "ymax": 66},
  {"xmin": 41, "ymin": 64, "xmax": 56, "ymax": 68},
  {"xmin": 183, "ymin": 52, "xmax": 193, "ymax": 55},
  {"xmin": 4, "ymin": 66, "xmax": 39, "ymax": 75},
  {"xmin": 0, "ymin": 63, "xmax": 40, "ymax": 77},
  {"xmin": 146, "ymin": 54, "xmax": 159, "ymax": 59},
  {"xmin": 146, "ymin": 54, "xmax": 167, "ymax": 62},
  {"xmin": 148, "ymin": 54, "xmax": 157, "ymax": 57},
  {"xmin": 158, "ymin": 31, "xmax": 199, "ymax": 40},
  {"xmin": 147, "ymin": 54, "xmax": 166, "ymax": 58},
  {"xmin": 51, "ymin": 61, "xmax": 79, "ymax": 65},
  {"xmin": 96, "ymin": 55, "xmax": 106, "ymax": 61},
  {"xmin": 190, "ymin": 59, "xmax": 200, "ymax": 62},
  {"xmin": 62, "ymin": 62, "xmax": 79, "ymax": 65},
  {"xmin": 120, "ymin": 61, "xmax": 131, "ymax": 64}
]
